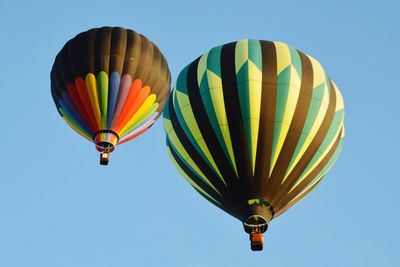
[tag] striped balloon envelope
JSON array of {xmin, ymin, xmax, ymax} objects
[
  {"xmin": 164, "ymin": 39, "xmax": 344, "ymax": 250},
  {"xmin": 51, "ymin": 27, "xmax": 171, "ymax": 165}
]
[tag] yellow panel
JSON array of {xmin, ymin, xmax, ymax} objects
[
  {"xmin": 176, "ymin": 92, "xmax": 224, "ymax": 182},
  {"xmin": 120, "ymin": 103, "xmax": 159, "ymax": 137},
  {"xmin": 274, "ymin": 42, "xmax": 291, "ymax": 75},
  {"xmin": 207, "ymin": 85, "xmax": 238, "ymax": 176},
  {"xmin": 165, "ymin": 119, "xmax": 220, "ymax": 194},
  {"xmin": 270, "ymin": 84, "xmax": 301, "ymax": 174},
  {"xmin": 247, "ymin": 60, "xmax": 263, "ymax": 83},
  {"xmin": 208, "ymin": 87, "xmax": 228, "ymax": 125},
  {"xmin": 197, "ymin": 53, "xmax": 208, "ymax": 88},
  {"xmin": 180, "ymin": 105, "xmax": 203, "ymax": 140},
  {"xmin": 175, "ymin": 90, "xmax": 190, "ymax": 108},
  {"xmin": 207, "ymin": 69, "xmax": 223, "ymax": 89},
  {"xmin": 207, "ymin": 71, "xmax": 238, "ymax": 177},
  {"xmin": 186, "ymin": 156, "xmax": 220, "ymax": 193},
  {"xmin": 235, "ymin": 40, "xmax": 248, "ymax": 73},
  {"xmin": 119, "ymin": 94, "xmax": 156, "ymax": 134},
  {"xmin": 283, "ymin": 81, "xmax": 330, "ymax": 181},
  {"xmin": 309, "ymin": 56, "xmax": 326, "ymax": 87},
  {"xmin": 210, "ymin": 88, "xmax": 238, "ymax": 177},
  {"xmin": 332, "ymin": 81, "xmax": 345, "ymax": 112},
  {"xmin": 85, "ymin": 73, "xmax": 102, "ymax": 128},
  {"xmin": 163, "ymin": 117, "xmax": 174, "ymax": 136},
  {"xmin": 341, "ymin": 126, "xmax": 345, "ymax": 138},
  {"xmin": 289, "ymin": 65, "xmax": 302, "ymax": 88},
  {"xmin": 292, "ymin": 169, "xmax": 326, "ymax": 196},
  {"xmin": 292, "ymin": 115, "xmax": 344, "ymax": 186},
  {"xmin": 247, "ymin": 60, "xmax": 263, "ymax": 173}
]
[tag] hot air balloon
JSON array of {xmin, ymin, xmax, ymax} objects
[
  {"xmin": 51, "ymin": 27, "xmax": 171, "ymax": 165},
  {"xmin": 164, "ymin": 39, "xmax": 344, "ymax": 250}
]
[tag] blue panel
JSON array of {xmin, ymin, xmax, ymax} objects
[{"xmin": 107, "ymin": 71, "xmax": 121, "ymax": 128}]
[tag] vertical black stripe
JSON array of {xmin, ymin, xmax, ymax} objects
[
  {"xmin": 167, "ymin": 139, "xmax": 223, "ymax": 201},
  {"xmin": 70, "ymin": 28, "xmax": 96, "ymax": 79},
  {"xmin": 186, "ymin": 56, "xmax": 242, "ymax": 204},
  {"xmin": 254, "ymin": 41, "xmax": 277, "ymax": 198},
  {"xmin": 272, "ymin": 80, "xmax": 338, "ymax": 204},
  {"xmin": 220, "ymin": 42, "xmax": 253, "ymax": 208},
  {"xmin": 167, "ymin": 139, "xmax": 241, "ymax": 218},
  {"xmin": 109, "ymin": 28, "xmax": 127, "ymax": 75},
  {"xmin": 122, "ymin": 30, "xmax": 141, "ymax": 78},
  {"xmin": 136, "ymin": 36, "xmax": 154, "ymax": 85},
  {"xmin": 276, "ymin": 127, "xmax": 343, "ymax": 210},
  {"xmin": 265, "ymin": 51, "xmax": 314, "ymax": 202},
  {"xmin": 167, "ymin": 94, "xmax": 228, "ymax": 196},
  {"xmin": 94, "ymin": 27, "xmax": 112, "ymax": 75}
]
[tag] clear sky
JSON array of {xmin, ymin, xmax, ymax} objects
[{"xmin": 0, "ymin": 0, "xmax": 399, "ymax": 266}]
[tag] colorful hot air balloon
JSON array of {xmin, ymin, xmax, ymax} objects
[
  {"xmin": 164, "ymin": 39, "xmax": 344, "ymax": 250},
  {"xmin": 51, "ymin": 27, "xmax": 171, "ymax": 165}
]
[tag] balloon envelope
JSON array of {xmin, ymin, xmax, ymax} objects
[
  {"xmin": 164, "ymin": 39, "xmax": 344, "ymax": 249},
  {"xmin": 51, "ymin": 27, "xmax": 171, "ymax": 164}
]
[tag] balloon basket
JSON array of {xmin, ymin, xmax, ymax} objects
[
  {"xmin": 250, "ymin": 233, "xmax": 263, "ymax": 251},
  {"xmin": 100, "ymin": 152, "xmax": 109, "ymax": 165}
]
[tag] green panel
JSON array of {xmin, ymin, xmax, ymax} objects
[
  {"xmin": 97, "ymin": 71, "xmax": 108, "ymax": 128},
  {"xmin": 206, "ymin": 45, "xmax": 222, "ymax": 78},
  {"xmin": 163, "ymin": 95, "xmax": 171, "ymax": 120},
  {"xmin": 206, "ymin": 46, "xmax": 238, "ymax": 174},
  {"xmin": 172, "ymin": 89, "xmax": 223, "ymax": 181},
  {"xmin": 166, "ymin": 133, "xmax": 220, "ymax": 194},
  {"xmin": 166, "ymin": 146, "xmax": 221, "ymax": 202},
  {"xmin": 247, "ymin": 40, "xmax": 262, "ymax": 71},
  {"xmin": 173, "ymin": 93, "xmax": 206, "ymax": 162},
  {"xmin": 318, "ymin": 138, "xmax": 343, "ymax": 177},
  {"xmin": 289, "ymin": 46, "xmax": 302, "ymax": 79},
  {"xmin": 197, "ymin": 53, "xmax": 208, "ymax": 95},
  {"xmin": 198, "ymin": 68, "xmax": 222, "ymax": 141},
  {"xmin": 234, "ymin": 39, "xmax": 263, "ymax": 173},
  {"xmin": 175, "ymin": 65, "xmax": 190, "ymax": 94},
  {"xmin": 286, "ymin": 83, "xmax": 326, "ymax": 174},
  {"xmin": 295, "ymin": 138, "xmax": 343, "ymax": 193},
  {"xmin": 122, "ymin": 103, "xmax": 159, "ymax": 136},
  {"xmin": 299, "ymin": 109, "xmax": 344, "ymax": 179},
  {"xmin": 199, "ymin": 73, "xmax": 231, "ymax": 167},
  {"xmin": 236, "ymin": 61, "xmax": 253, "ymax": 161},
  {"xmin": 270, "ymin": 66, "xmax": 291, "ymax": 164},
  {"xmin": 326, "ymin": 75, "xmax": 332, "ymax": 94}
]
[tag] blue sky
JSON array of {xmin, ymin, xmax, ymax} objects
[{"xmin": 0, "ymin": 0, "xmax": 399, "ymax": 266}]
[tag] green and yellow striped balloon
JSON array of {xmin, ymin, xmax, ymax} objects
[{"xmin": 164, "ymin": 39, "xmax": 344, "ymax": 250}]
